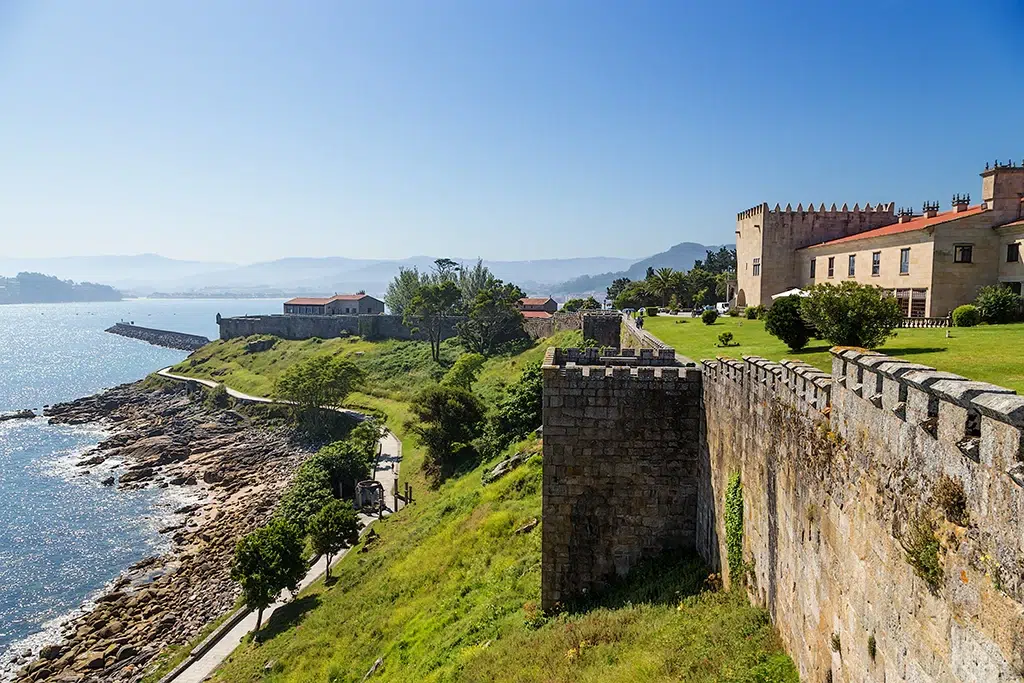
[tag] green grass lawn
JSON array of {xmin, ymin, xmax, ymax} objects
[{"xmin": 644, "ymin": 315, "xmax": 1024, "ymax": 393}]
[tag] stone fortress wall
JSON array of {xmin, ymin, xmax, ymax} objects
[
  {"xmin": 217, "ymin": 314, "xmax": 461, "ymax": 342},
  {"xmin": 543, "ymin": 333, "xmax": 1024, "ymax": 681}
]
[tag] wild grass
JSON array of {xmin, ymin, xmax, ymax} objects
[{"xmin": 644, "ymin": 316, "xmax": 1024, "ymax": 392}]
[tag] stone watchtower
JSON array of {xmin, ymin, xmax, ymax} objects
[
  {"xmin": 735, "ymin": 201, "xmax": 897, "ymax": 308},
  {"xmin": 540, "ymin": 346, "xmax": 703, "ymax": 610}
]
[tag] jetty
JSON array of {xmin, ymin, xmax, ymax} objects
[{"xmin": 105, "ymin": 323, "xmax": 210, "ymax": 351}]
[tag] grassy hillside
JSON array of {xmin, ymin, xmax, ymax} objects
[
  {"xmin": 646, "ymin": 315, "xmax": 1024, "ymax": 393},
  {"xmin": 166, "ymin": 332, "xmax": 797, "ymax": 683}
]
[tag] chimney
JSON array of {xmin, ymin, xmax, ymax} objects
[
  {"xmin": 922, "ymin": 201, "xmax": 939, "ymax": 219},
  {"xmin": 952, "ymin": 193, "xmax": 971, "ymax": 213},
  {"xmin": 897, "ymin": 206, "xmax": 916, "ymax": 224}
]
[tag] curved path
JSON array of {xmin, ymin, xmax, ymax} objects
[{"xmin": 154, "ymin": 368, "xmax": 403, "ymax": 683}]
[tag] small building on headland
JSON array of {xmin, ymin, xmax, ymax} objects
[
  {"xmin": 518, "ymin": 297, "xmax": 557, "ymax": 318},
  {"xmin": 283, "ymin": 294, "xmax": 385, "ymax": 316}
]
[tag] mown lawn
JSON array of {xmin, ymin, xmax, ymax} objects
[{"xmin": 644, "ymin": 315, "xmax": 1024, "ymax": 393}]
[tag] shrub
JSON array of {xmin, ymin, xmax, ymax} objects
[
  {"xmin": 204, "ymin": 383, "xmax": 231, "ymax": 410},
  {"xmin": 952, "ymin": 304, "xmax": 981, "ymax": 327},
  {"xmin": 830, "ymin": 633, "xmax": 841, "ymax": 653},
  {"xmin": 717, "ymin": 332, "xmax": 735, "ymax": 347},
  {"xmin": 441, "ymin": 353, "xmax": 486, "ymax": 390},
  {"xmin": 701, "ymin": 309, "xmax": 718, "ymax": 325},
  {"xmin": 933, "ymin": 475, "xmax": 968, "ymax": 526},
  {"xmin": 729, "ymin": 307, "xmax": 741, "ymax": 317},
  {"xmin": 904, "ymin": 512, "xmax": 943, "ymax": 591},
  {"xmin": 801, "ymin": 282, "xmax": 902, "ymax": 348},
  {"xmin": 277, "ymin": 464, "xmax": 335, "ymax": 534},
  {"xmin": 867, "ymin": 634, "xmax": 876, "ymax": 661},
  {"xmin": 479, "ymin": 363, "xmax": 544, "ymax": 457},
  {"xmin": 974, "ymin": 285, "xmax": 1022, "ymax": 324},
  {"xmin": 763, "ymin": 295, "xmax": 811, "ymax": 351},
  {"xmin": 644, "ymin": 306, "xmax": 659, "ymax": 317}
]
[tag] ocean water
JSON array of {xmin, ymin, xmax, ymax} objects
[{"xmin": 0, "ymin": 298, "xmax": 284, "ymax": 675}]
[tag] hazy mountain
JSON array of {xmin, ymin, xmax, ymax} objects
[
  {"xmin": 551, "ymin": 242, "xmax": 725, "ymax": 297},
  {"xmin": 0, "ymin": 254, "xmax": 234, "ymax": 289}
]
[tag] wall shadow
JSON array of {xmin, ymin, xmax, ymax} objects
[
  {"xmin": 260, "ymin": 595, "xmax": 322, "ymax": 641},
  {"xmin": 562, "ymin": 550, "xmax": 709, "ymax": 614}
]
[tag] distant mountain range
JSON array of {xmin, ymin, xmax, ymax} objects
[{"xmin": 0, "ymin": 242, "xmax": 729, "ymax": 300}]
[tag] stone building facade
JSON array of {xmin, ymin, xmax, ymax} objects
[{"xmin": 736, "ymin": 163, "xmax": 1024, "ymax": 315}]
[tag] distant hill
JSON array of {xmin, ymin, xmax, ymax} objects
[
  {"xmin": 551, "ymin": 242, "xmax": 726, "ymax": 296},
  {"xmin": 0, "ymin": 272, "xmax": 121, "ymax": 304},
  {"xmin": 0, "ymin": 254, "xmax": 234, "ymax": 290}
]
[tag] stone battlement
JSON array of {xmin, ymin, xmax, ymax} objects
[{"xmin": 737, "ymin": 201, "xmax": 897, "ymax": 221}]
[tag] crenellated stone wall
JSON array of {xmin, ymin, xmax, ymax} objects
[
  {"xmin": 699, "ymin": 350, "xmax": 1024, "ymax": 682},
  {"xmin": 541, "ymin": 346, "xmax": 702, "ymax": 610}
]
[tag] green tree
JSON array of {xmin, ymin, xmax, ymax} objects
[
  {"xmin": 308, "ymin": 499, "xmax": 361, "ymax": 580},
  {"xmin": 275, "ymin": 355, "xmax": 365, "ymax": 428},
  {"xmin": 384, "ymin": 267, "xmax": 428, "ymax": 317},
  {"xmin": 974, "ymin": 285, "xmax": 1022, "ymax": 324},
  {"xmin": 432, "ymin": 258, "xmax": 461, "ymax": 283},
  {"xmin": 649, "ymin": 267, "xmax": 680, "ymax": 306},
  {"xmin": 309, "ymin": 439, "xmax": 375, "ymax": 499},
  {"xmin": 607, "ymin": 277, "xmax": 631, "ymax": 302},
  {"xmin": 404, "ymin": 279, "xmax": 461, "ymax": 362},
  {"xmin": 613, "ymin": 280, "xmax": 656, "ymax": 310},
  {"xmin": 442, "ymin": 353, "xmax": 486, "ymax": 390},
  {"xmin": 480, "ymin": 362, "xmax": 543, "ymax": 456},
  {"xmin": 230, "ymin": 518, "xmax": 307, "ymax": 635},
  {"xmin": 801, "ymin": 282, "xmax": 902, "ymax": 348},
  {"xmin": 456, "ymin": 280, "xmax": 526, "ymax": 356},
  {"xmin": 457, "ymin": 259, "xmax": 496, "ymax": 310},
  {"xmin": 409, "ymin": 384, "xmax": 486, "ymax": 483},
  {"xmin": 277, "ymin": 464, "xmax": 336, "ymax": 534},
  {"xmin": 764, "ymin": 295, "xmax": 811, "ymax": 350},
  {"xmin": 693, "ymin": 246, "xmax": 737, "ymax": 275}
]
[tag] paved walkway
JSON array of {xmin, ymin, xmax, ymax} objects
[{"xmin": 155, "ymin": 368, "xmax": 403, "ymax": 683}]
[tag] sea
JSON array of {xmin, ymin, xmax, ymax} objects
[{"xmin": 0, "ymin": 298, "xmax": 284, "ymax": 677}]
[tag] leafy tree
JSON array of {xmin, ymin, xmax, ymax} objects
[
  {"xmin": 693, "ymin": 247, "xmax": 737, "ymax": 275},
  {"xmin": 607, "ymin": 277, "xmax": 631, "ymax": 302},
  {"xmin": 307, "ymin": 499, "xmax": 361, "ymax": 580},
  {"xmin": 613, "ymin": 280, "xmax": 656, "ymax": 310},
  {"xmin": 404, "ymin": 279, "xmax": 461, "ymax": 362},
  {"xmin": 801, "ymin": 282, "xmax": 902, "ymax": 348},
  {"xmin": 276, "ymin": 355, "xmax": 365, "ymax": 427},
  {"xmin": 347, "ymin": 418, "xmax": 386, "ymax": 462},
  {"xmin": 384, "ymin": 267, "xmax": 428, "ymax": 317},
  {"xmin": 480, "ymin": 363, "xmax": 543, "ymax": 456},
  {"xmin": 457, "ymin": 259, "xmax": 496, "ymax": 309},
  {"xmin": 277, "ymin": 464, "xmax": 335, "ymax": 533},
  {"xmin": 309, "ymin": 439, "xmax": 375, "ymax": 499},
  {"xmin": 409, "ymin": 384, "xmax": 486, "ymax": 483},
  {"xmin": 681, "ymin": 268, "xmax": 718, "ymax": 307},
  {"xmin": 649, "ymin": 267, "xmax": 681, "ymax": 306},
  {"xmin": 442, "ymin": 353, "xmax": 486, "ymax": 390},
  {"xmin": 764, "ymin": 295, "xmax": 811, "ymax": 350},
  {"xmin": 974, "ymin": 285, "xmax": 1022, "ymax": 324},
  {"xmin": 230, "ymin": 518, "xmax": 307, "ymax": 635},
  {"xmin": 432, "ymin": 258, "xmax": 461, "ymax": 283},
  {"xmin": 457, "ymin": 280, "xmax": 526, "ymax": 356},
  {"xmin": 562, "ymin": 296, "xmax": 601, "ymax": 312}
]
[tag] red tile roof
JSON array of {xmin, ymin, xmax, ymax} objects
[
  {"xmin": 285, "ymin": 297, "xmax": 331, "ymax": 306},
  {"xmin": 520, "ymin": 297, "xmax": 554, "ymax": 306},
  {"xmin": 801, "ymin": 205, "xmax": 987, "ymax": 249},
  {"xmin": 999, "ymin": 218, "xmax": 1024, "ymax": 229},
  {"xmin": 521, "ymin": 310, "xmax": 553, "ymax": 319},
  {"xmin": 284, "ymin": 294, "xmax": 370, "ymax": 305}
]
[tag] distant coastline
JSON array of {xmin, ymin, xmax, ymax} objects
[{"xmin": 0, "ymin": 272, "xmax": 120, "ymax": 305}]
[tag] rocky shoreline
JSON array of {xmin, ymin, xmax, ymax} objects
[{"xmin": 11, "ymin": 379, "xmax": 314, "ymax": 683}]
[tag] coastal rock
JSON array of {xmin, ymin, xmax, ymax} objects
[
  {"xmin": 101, "ymin": 476, "xmax": 115, "ymax": 487},
  {"xmin": 0, "ymin": 409, "xmax": 36, "ymax": 422},
  {"xmin": 38, "ymin": 646, "xmax": 62, "ymax": 661},
  {"xmin": 117, "ymin": 467, "xmax": 154, "ymax": 484}
]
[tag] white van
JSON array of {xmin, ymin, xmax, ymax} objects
[{"xmin": 715, "ymin": 302, "xmax": 730, "ymax": 315}]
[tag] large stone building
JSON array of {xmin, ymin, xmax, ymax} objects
[
  {"xmin": 282, "ymin": 293, "xmax": 384, "ymax": 315},
  {"xmin": 736, "ymin": 163, "xmax": 1024, "ymax": 316}
]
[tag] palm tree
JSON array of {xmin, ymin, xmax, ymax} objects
[{"xmin": 649, "ymin": 267, "xmax": 680, "ymax": 307}]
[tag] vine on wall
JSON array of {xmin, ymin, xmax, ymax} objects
[{"xmin": 725, "ymin": 472, "xmax": 744, "ymax": 582}]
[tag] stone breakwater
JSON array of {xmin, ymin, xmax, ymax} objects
[
  {"xmin": 12, "ymin": 381, "xmax": 314, "ymax": 683},
  {"xmin": 105, "ymin": 324, "xmax": 210, "ymax": 352}
]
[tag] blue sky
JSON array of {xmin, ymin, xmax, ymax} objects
[{"xmin": 1, "ymin": 1, "xmax": 1021, "ymax": 263}]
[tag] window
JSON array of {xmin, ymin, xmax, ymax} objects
[
  {"xmin": 872, "ymin": 251, "xmax": 881, "ymax": 276},
  {"xmin": 752, "ymin": 258, "xmax": 761, "ymax": 276},
  {"xmin": 810, "ymin": 258, "xmax": 816, "ymax": 278},
  {"xmin": 1009, "ymin": 243, "xmax": 1021, "ymax": 263},
  {"xmin": 1008, "ymin": 281, "xmax": 1022, "ymax": 296},
  {"xmin": 848, "ymin": 254, "xmax": 856, "ymax": 277},
  {"xmin": 954, "ymin": 244, "xmax": 973, "ymax": 264},
  {"xmin": 911, "ymin": 289, "xmax": 927, "ymax": 318},
  {"xmin": 827, "ymin": 257, "xmax": 835, "ymax": 278},
  {"xmin": 900, "ymin": 248, "xmax": 911, "ymax": 274}
]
